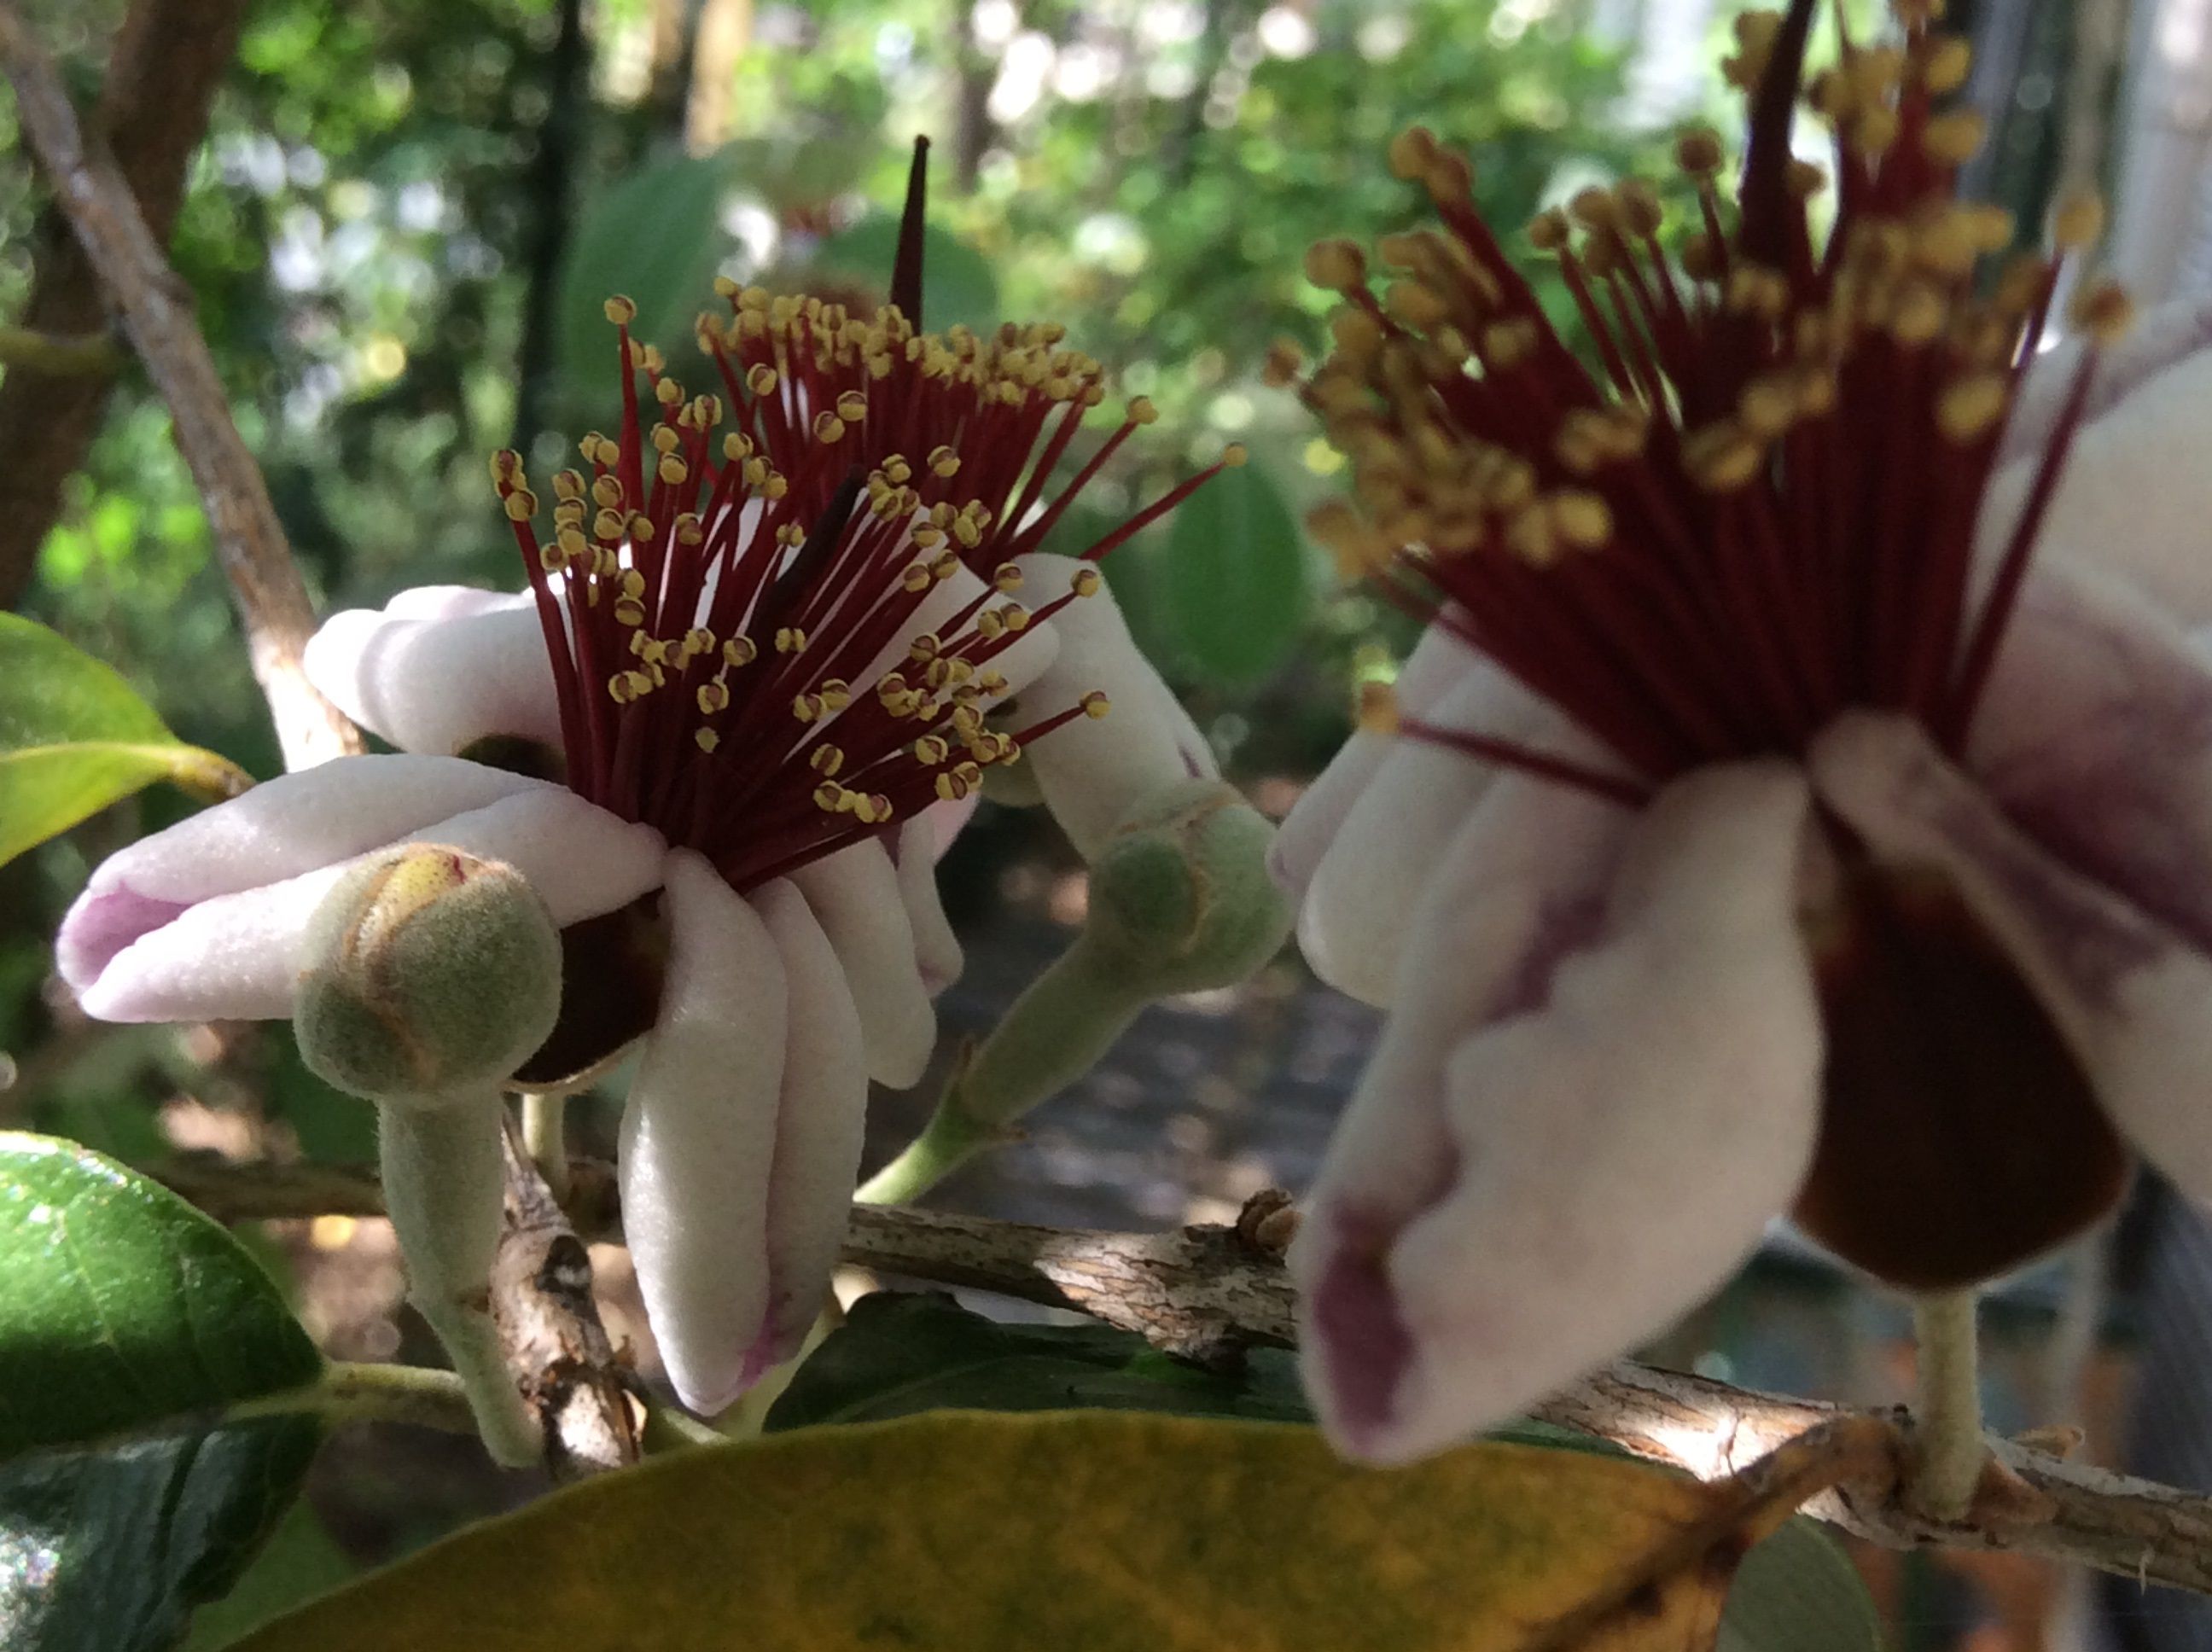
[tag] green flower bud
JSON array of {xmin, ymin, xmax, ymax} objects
[
  {"xmin": 1085, "ymin": 779, "xmax": 1292, "ymax": 993},
  {"xmin": 295, "ymin": 846, "xmax": 562, "ymax": 1103}
]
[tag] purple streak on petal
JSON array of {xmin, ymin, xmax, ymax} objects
[
  {"xmin": 54, "ymin": 886, "xmax": 189, "ymax": 993},
  {"xmin": 1312, "ymin": 1207, "xmax": 1419, "ymax": 1447}
]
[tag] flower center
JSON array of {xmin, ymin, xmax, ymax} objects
[
  {"xmin": 488, "ymin": 296, "xmax": 1237, "ymax": 893},
  {"xmin": 1297, "ymin": 0, "xmax": 2128, "ymax": 800}
]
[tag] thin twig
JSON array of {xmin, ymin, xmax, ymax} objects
[
  {"xmin": 490, "ymin": 1115, "xmax": 640, "ymax": 1478},
  {"xmin": 0, "ymin": 0, "xmax": 245, "ymax": 608},
  {"xmin": 144, "ymin": 1152, "xmax": 2212, "ymax": 1597},
  {"xmin": 0, "ymin": 4, "xmax": 359, "ymax": 769}
]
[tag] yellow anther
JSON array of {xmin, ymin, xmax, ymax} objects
[
  {"xmin": 696, "ymin": 681, "xmax": 731, "ymax": 715},
  {"xmin": 2053, "ymin": 191, "xmax": 2105, "ymax": 251},
  {"xmin": 813, "ymin": 410, "xmax": 847, "ymax": 444},
  {"xmin": 603, "ymin": 295, "xmax": 637, "ymax": 325},
  {"xmin": 1080, "ymin": 691, "xmax": 1111, "ymax": 719},
  {"xmin": 614, "ymin": 600, "xmax": 646, "ymax": 627},
  {"xmin": 657, "ymin": 455, "xmax": 688, "ymax": 486},
  {"xmin": 934, "ymin": 772, "xmax": 969, "ymax": 802},
  {"xmin": 928, "ymin": 445, "xmax": 960, "ymax": 477},
  {"xmin": 775, "ymin": 627, "xmax": 806, "ymax": 654},
  {"xmin": 835, "ymin": 391, "xmax": 868, "ymax": 423},
  {"xmin": 1388, "ymin": 125, "xmax": 1438, "ymax": 180},
  {"xmin": 1525, "ymin": 208, "xmax": 1570, "ymax": 253},
  {"xmin": 746, "ymin": 364, "xmax": 779, "ymax": 396},
  {"xmin": 1675, "ymin": 129, "xmax": 1725, "ymax": 177},
  {"xmin": 1126, "ymin": 396, "xmax": 1159, "ymax": 427},
  {"xmin": 1223, "ymin": 443, "xmax": 1249, "ymax": 468},
  {"xmin": 694, "ymin": 728, "xmax": 721, "ymax": 753},
  {"xmin": 1921, "ymin": 111, "xmax": 1986, "ymax": 167},
  {"xmin": 1923, "ymin": 35, "xmax": 1973, "ymax": 95},
  {"xmin": 1936, "ymin": 372, "xmax": 2010, "ymax": 442},
  {"xmin": 1357, "ymin": 680, "xmax": 1400, "ymax": 736},
  {"xmin": 1302, "ymin": 239, "xmax": 1367, "ymax": 292},
  {"xmin": 538, "ymin": 542, "xmax": 568, "ymax": 573},
  {"xmin": 1552, "ymin": 491, "xmax": 1613, "ymax": 548},
  {"xmin": 2070, "ymin": 278, "xmax": 2136, "ymax": 346},
  {"xmin": 503, "ymin": 491, "xmax": 537, "ymax": 522},
  {"xmin": 655, "ymin": 376, "xmax": 684, "ymax": 407},
  {"xmin": 723, "ymin": 636, "xmax": 759, "ymax": 668},
  {"xmin": 1071, "ymin": 566, "xmax": 1103, "ymax": 598},
  {"xmin": 913, "ymin": 734, "xmax": 950, "ymax": 765},
  {"xmin": 902, "ymin": 562, "xmax": 934, "ymax": 594},
  {"xmin": 1000, "ymin": 602, "xmax": 1032, "ymax": 632},
  {"xmin": 814, "ymin": 782, "xmax": 848, "ymax": 812},
  {"xmin": 908, "ymin": 631, "xmax": 942, "ymax": 662}
]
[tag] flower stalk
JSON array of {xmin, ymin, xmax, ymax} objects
[{"xmin": 1909, "ymin": 1288, "xmax": 1987, "ymax": 1522}]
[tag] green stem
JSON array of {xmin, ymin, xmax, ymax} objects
[
  {"xmin": 215, "ymin": 1359, "xmax": 478, "ymax": 1436},
  {"xmin": 519, "ymin": 1091, "xmax": 569, "ymax": 1203},
  {"xmin": 859, "ymin": 939, "xmax": 1145, "ymax": 1204},
  {"xmin": 1909, "ymin": 1288, "xmax": 1987, "ymax": 1522},
  {"xmin": 638, "ymin": 1401, "xmax": 727, "ymax": 1455}
]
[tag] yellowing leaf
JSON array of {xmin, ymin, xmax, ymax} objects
[
  {"xmin": 0, "ymin": 614, "xmax": 249, "ymax": 868},
  {"xmin": 232, "ymin": 1411, "xmax": 1883, "ymax": 1652}
]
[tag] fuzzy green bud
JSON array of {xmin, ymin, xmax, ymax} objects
[
  {"xmin": 1083, "ymin": 779, "xmax": 1292, "ymax": 992},
  {"xmin": 295, "ymin": 846, "xmax": 562, "ymax": 1103}
]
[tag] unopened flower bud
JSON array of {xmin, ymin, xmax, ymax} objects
[{"xmin": 295, "ymin": 846, "xmax": 562, "ymax": 1103}]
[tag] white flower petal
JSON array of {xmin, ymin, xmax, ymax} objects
[
  {"xmin": 1998, "ymin": 295, "xmax": 2212, "ymax": 471},
  {"xmin": 73, "ymin": 788, "xmax": 664, "ymax": 1023},
  {"xmin": 619, "ymin": 851, "xmax": 788, "ymax": 1415},
  {"xmin": 379, "ymin": 585, "xmax": 527, "ymax": 623},
  {"xmin": 1293, "ymin": 765, "xmax": 1820, "ymax": 1463},
  {"xmin": 303, "ymin": 593, "xmax": 562, "ymax": 755},
  {"xmin": 1982, "ymin": 346, "xmax": 2212, "ymax": 624},
  {"xmin": 1267, "ymin": 622, "xmax": 1480, "ymax": 901},
  {"xmin": 1300, "ymin": 659, "xmax": 1579, "ymax": 1008},
  {"xmin": 893, "ymin": 811, "xmax": 965, "ymax": 995},
  {"xmin": 1814, "ymin": 713, "xmax": 2212, "ymax": 1213},
  {"xmin": 1008, "ymin": 552, "xmax": 1214, "ymax": 858},
  {"xmin": 747, "ymin": 879, "xmax": 870, "ymax": 1375},
  {"xmin": 790, "ymin": 841, "xmax": 936, "ymax": 1089},
  {"xmin": 1970, "ymin": 557, "xmax": 2212, "ymax": 953}
]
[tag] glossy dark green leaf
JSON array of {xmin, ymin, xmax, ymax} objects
[
  {"xmin": 555, "ymin": 148, "xmax": 737, "ymax": 404},
  {"xmin": 0, "ymin": 614, "xmax": 249, "ymax": 870},
  {"xmin": 812, "ymin": 214, "xmax": 1000, "ymax": 333},
  {"xmin": 765, "ymin": 1291, "xmax": 1311, "ymax": 1430},
  {"xmin": 0, "ymin": 1419, "xmax": 320, "ymax": 1652},
  {"xmin": 1161, "ymin": 461, "xmax": 1312, "ymax": 684},
  {"xmin": 0, "ymin": 1133, "xmax": 323, "ymax": 1457}
]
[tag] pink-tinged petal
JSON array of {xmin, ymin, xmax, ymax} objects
[
  {"xmin": 1969, "ymin": 557, "xmax": 2212, "ymax": 953},
  {"xmin": 1288, "ymin": 773, "xmax": 1632, "ymax": 1442},
  {"xmin": 303, "ymin": 593, "xmax": 562, "ymax": 756},
  {"xmin": 1295, "ymin": 764, "xmax": 1820, "ymax": 1464},
  {"xmin": 1813, "ymin": 713, "xmax": 2212, "ymax": 1210},
  {"xmin": 618, "ymin": 851, "xmax": 788, "ymax": 1416},
  {"xmin": 1300, "ymin": 658, "xmax": 1577, "ymax": 1008},
  {"xmin": 1008, "ymin": 552, "xmax": 1215, "ymax": 858},
  {"xmin": 746, "ymin": 879, "xmax": 870, "ymax": 1376},
  {"xmin": 1269, "ymin": 622, "xmax": 1480, "ymax": 900},
  {"xmin": 891, "ymin": 813, "xmax": 963, "ymax": 996},
  {"xmin": 73, "ymin": 788, "xmax": 663, "ymax": 1023},
  {"xmin": 58, "ymin": 754, "xmax": 548, "ymax": 995},
  {"xmin": 1982, "ymin": 345, "xmax": 2212, "ymax": 625},
  {"xmin": 1998, "ymin": 296, "xmax": 2212, "ymax": 471},
  {"xmin": 789, "ymin": 841, "xmax": 936, "ymax": 1089}
]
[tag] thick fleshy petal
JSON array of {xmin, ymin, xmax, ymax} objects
[
  {"xmin": 74, "ymin": 788, "xmax": 663, "ymax": 1023},
  {"xmin": 1299, "ymin": 658, "xmax": 1583, "ymax": 1008},
  {"xmin": 1970, "ymin": 558, "xmax": 2212, "ymax": 953},
  {"xmin": 789, "ymin": 841, "xmax": 935, "ymax": 1088},
  {"xmin": 1813, "ymin": 713, "xmax": 2212, "ymax": 1212},
  {"xmin": 1008, "ymin": 552, "xmax": 1217, "ymax": 858},
  {"xmin": 1267, "ymin": 622, "xmax": 1481, "ymax": 902},
  {"xmin": 1982, "ymin": 345, "xmax": 2212, "ymax": 624},
  {"xmin": 892, "ymin": 807, "xmax": 968, "ymax": 995},
  {"xmin": 619, "ymin": 851, "xmax": 788, "ymax": 1415},
  {"xmin": 303, "ymin": 590, "xmax": 562, "ymax": 755},
  {"xmin": 745, "ymin": 879, "xmax": 870, "ymax": 1376},
  {"xmin": 1293, "ymin": 764, "xmax": 1821, "ymax": 1464}
]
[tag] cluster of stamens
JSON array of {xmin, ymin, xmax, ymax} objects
[
  {"xmin": 489, "ymin": 289, "xmax": 1230, "ymax": 891},
  {"xmin": 1286, "ymin": 0, "xmax": 2129, "ymax": 800}
]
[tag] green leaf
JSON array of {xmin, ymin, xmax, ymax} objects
[
  {"xmin": 812, "ymin": 214, "xmax": 1001, "ymax": 333},
  {"xmin": 230, "ymin": 1411, "xmax": 1799, "ymax": 1652},
  {"xmin": 556, "ymin": 148, "xmax": 740, "ymax": 407},
  {"xmin": 1160, "ymin": 461, "xmax": 1312, "ymax": 684},
  {"xmin": 184, "ymin": 1502, "xmax": 356, "ymax": 1650},
  {"xmin": 0, "ymin": 1136, "xmax": 328, "ymax": 1652},
  {"xmin": 1, "ymin": 1418, "xmax": 320, "ymax": 1652},
  {"xmin": 0, "ymin": 614, "xmax": 249, "ymax": 869},
  {"xmin": 0, "ymin": 1133, "xmax": 323, "ymax": 1457},
  {"xmin": 1720, "ymin": 1518, "xmax": 1882, "ymax": 1652},
  {"xmin": 765, "ymin": 1290, "xmax": 1312, "ymax": 1429}
]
